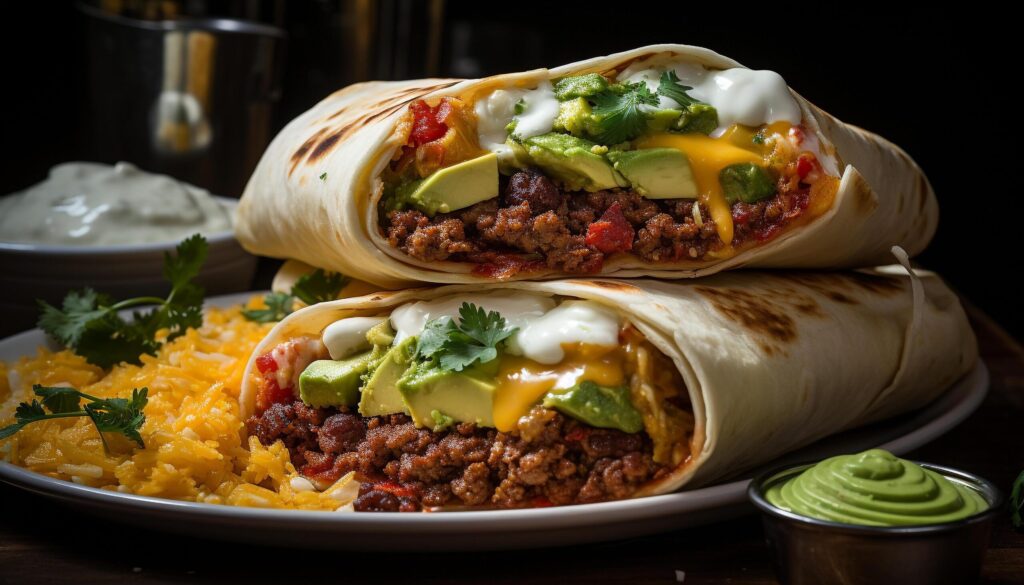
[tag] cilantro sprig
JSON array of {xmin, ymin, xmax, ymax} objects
[
  {"xmin": 414, "ymin": 303, "xmax": 517, "ymax": 372},
  {"xmin": 0, "ymin": 385, "xmax": 148, "ymax": 449},
  {"xmin": 656, "ymin": 70, "xmax": 700, "ymax": 108},
  {"xmin": 589, "ymin": 81, "xmax": 660, "ymax": 145},
  {"xmin": 37, "ymin": 235, "xmax": 208, "ymax": 369},
  {"xmin": 242, "ymin": 269, "xmax": 350, "ymax": 323}
]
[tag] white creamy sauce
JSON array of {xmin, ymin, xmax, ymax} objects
[
  {"xmin": 511, "ymin": 81, "xmax": 560, "ymax": 141},
  {"xmin": 516, "ymin": 300, "xmax": 621, "ymax": 364},
  {"xmin": 390, "ymin": 290, "xmax": 556, "ymax": 344},
  {"xmin": 322, "ymin": 316, "xmax": 387, "ymax": 360},
  {"xmin": 619, "ymin": 62, "xmax": 802, "ymax": 134},
  {"xmin": 0, "ymin": 161, "xmax": 233, "ymax": 246},
  {"xmin": 388, "ymin": 292, "xmax": 622, "ymax": 365},
  {"xmin": 475, "ymin": 61, "xmax": 802, "ymax": 155},
  {"xmin": 473, "ymin": 82, "xmax": 559, "ymax": 159},
  {"xmin": 474, "ymin": 88, "xmax": 528, "ymax": 163}
]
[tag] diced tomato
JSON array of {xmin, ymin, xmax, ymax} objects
[
  {"xmin": 530, "ymin": 496, "xmax": 555, "ymax": 508},
  {"xmin": 263, "ymin": 379, "xmax": 294, "ymax": 407},
  {"xmin": 796, "ymin": 153, "xmax": 817, "ymax": 181},
  {"xmin": 370, "ymin": 481, "xmax": 419, "ymax": 499},
  {"xmin": 409, "ymin": 100, "xmax": 447, "ymax": 146},
  {"xmin": 255, "ymin": 353, "xmax": 278, "ymax": 374},
  {"xmin": 564, "ymin": 427, "xmax": 589, "ymax": 442},
  {"xmin": 585, "ymin": 203, "xmax": 634, "ymax": 254}
]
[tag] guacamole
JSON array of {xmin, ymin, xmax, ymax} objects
[{"xmin": 765, "ymin": 449, "xmax": 989, "ymax": 526}]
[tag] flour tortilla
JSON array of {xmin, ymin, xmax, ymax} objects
[
  {"xmin": 235, "ymin": 44, "xmax": 937, "ymax": 288},
  {"xmin": 239, "ymin": 263, "xmax": 974, "ymax": 492}
]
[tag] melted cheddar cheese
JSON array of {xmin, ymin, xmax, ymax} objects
[
  {"xmin": 635, "ymin": 132, "xmax": 764, "ymax": 246},
  {"xmin": 492, "ymin": 344, "xmax": 624, "ymax": 432}
]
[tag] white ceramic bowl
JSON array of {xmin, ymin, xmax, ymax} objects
[{"xmin": 0, "ymin": 197, "xmax": 257, "ymax": 336}]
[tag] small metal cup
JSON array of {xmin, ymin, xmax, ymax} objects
[
  {"xmin": 748, "ymin": 461, "xmax": 1004, "ymax": 585},
  {"xmin": 78, "ymin": 3, "xmax": 286, "ymax": 198}
]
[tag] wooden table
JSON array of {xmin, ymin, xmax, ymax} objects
[{"xmin": 1, "ymin": 304, "xmax": 1022, "ymax": 585}]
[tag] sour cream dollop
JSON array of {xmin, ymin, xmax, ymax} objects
[
  {"xmin": 619, "ymin": 63, "xmax": 802, "ymax": 134},
  {"xmin": 388, "ymin": 291, "xmax": 622, "ymax": 364},
  {"xmin": 0, "ymin": 161, "xmax": 233, "ymax": 246}
]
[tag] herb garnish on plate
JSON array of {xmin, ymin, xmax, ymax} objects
[
  {"xmin": 242, "ymin": 269, "xmax": 349, "ymax": 323},
  {"xmin": 36, "ymin": 234, "xmax": 209, "ymax": 369},
  {"xmin": 0, "ymin": 385, "xmax": 148, "ymax": 449}
]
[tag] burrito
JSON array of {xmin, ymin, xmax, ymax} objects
[
  {"xmin": 239, "ymin": 261, "xmax": 975, "ymax": 512},
  {"xmin": 236, "ymin": 44, "xmax": 937, "ymax": 287}
]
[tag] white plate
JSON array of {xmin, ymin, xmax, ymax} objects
[{"xmin": 0, "ymin": 294, "xmax": 989, "ymax": 551}]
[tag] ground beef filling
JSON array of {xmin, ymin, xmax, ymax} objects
[
  {"xmin": 385, "ymin": 168, "xmax": 811, "ymax": 277},
  {"xmin": 247, "ymin": 401, "xmax": 668, "ymax": 512}
]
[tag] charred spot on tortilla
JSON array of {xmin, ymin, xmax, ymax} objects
[
  {"xmin": 695, "ymin": 287, "xmax": 797, "ymax": 350},
  {"xmin": 290, "ymin": 128, "xmax": 328, "ymax": 174},
  {"xmin": 308, "ymin": 131, "xmax": 344, "ymax": 162}
]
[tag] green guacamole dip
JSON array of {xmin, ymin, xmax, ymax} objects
[{"xmin": 765, "ymin": 449, "xmax": 988, "ymax": 526}]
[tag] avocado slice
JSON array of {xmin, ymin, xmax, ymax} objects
[
  {"xmin": 358, "ymin": 336, "xmax": 417, "ymax": 418},
  {"xmin": 674, "ymin": 103, "xmax": 719, "ymax": 135},
  {"xmin": 542, "ymin": 381, "xmax": 644, "ymax": 433},
  {"xmin": 299, "ymin": 351, "xmax": 374, "ymax": 408},
  {"xmin": 405, "ymin": 152, "xmax": 499, "ymax": 216},
  {"xmin": 606, "ymin": 148, "xmax": 698, "ymax": 199},
  {"xmin": 397, "ymin": 360, "xmax": 498, "ymax": 429},
  {"xmin": 719, "ymin": 163, "xmax": 776, "ymax": 204},
  {"xmin": 520, "ymin": 133, "xmax": 626, "ymax": 192}
]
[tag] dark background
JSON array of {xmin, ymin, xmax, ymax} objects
[{"xmin": 2, "ymin": 3, "xmax": 1015, "ymax": 337}]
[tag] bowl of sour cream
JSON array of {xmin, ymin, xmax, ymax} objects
[
  {"xmin": 0, "ymin": 161, "xmax": 257, "ymax": 335},
  {"xmin": 748, "ymin": 449, "xmax": 1004, "ymax": 585}
]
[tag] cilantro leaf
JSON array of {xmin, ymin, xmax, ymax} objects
[
  {"xmin": 457, "ymin": 303, "xmax": 517, "ymax": 348},
  {"xmin": 319, "ymin": 172, "xmax": 328, "ymax": 181},
  {"xmin": 36, "ymin": 235, "xmax": 209, "ymax": 368},
  {"xmin": 241, "ymin": 292, "xmax": 297, "ymax": 323},
  {"xmin": 15, "ymin": 400, "xmax": 47, "ymax": 423},
  {"xmin": 0, "ymin": 385, "xmax": 148, "ymax": 449},
  {"xmin": 35, "ymin": 386, "xmax": 84, "ymax": 414},
  {"xmin": 37, "ymin": 289, "xmax": 112, "ymax": 348},
  {"xmin": 164, "ymin": 234, "xmax": 208, "ymax": 290},
  {"xmin": 243, "ymin": 269, "xmax": 350, "ymax": 324},
  {"xmin": 413, "ymin": 303, "xmax": 517, "ymax": 372},
  {"xmin": 85, "ymin": 387, "xmax": 148, "ymax": 448},
  {"xmin": 292, "ymin": 269, "xmax": 349, "ymax": 306},
  {"xmin": 589, "ymin": 81, "xmax": 659, "ymax": 144},
  {"xmin": 415, "ymin": 317, "xmax": 456, "ymax": 361},
  {"xmin": 439, "ymin": 334, "xmax": 498, "ymax": 372},
  {"xmin": 657, "ymin": 70, "xmax": 700, "ymax": 108}
]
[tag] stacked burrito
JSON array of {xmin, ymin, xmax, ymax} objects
[{"xmin": 235, "ymin": 45, "xmax": 976, "ymax": 511}]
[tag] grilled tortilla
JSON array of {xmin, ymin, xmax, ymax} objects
[
  {"xmin": 240, "ymin": 261, "xmax": 974, "ymax": 502},
  {"xmin": 236, "ymin": 44, "xmax": 936, "ymax": 287}
]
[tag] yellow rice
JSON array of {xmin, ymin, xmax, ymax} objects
[{"xmin": 0, "ymin": 300, "xmax": 358, "ymax": 510}]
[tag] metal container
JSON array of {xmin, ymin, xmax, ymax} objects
[
  {"xmin": 79, "ymin": 3, "xmax": 285, "ymax": 198},
  {"xmin": 748, "ymin": 461, "xmax": 1004, "ymax": 585}
]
